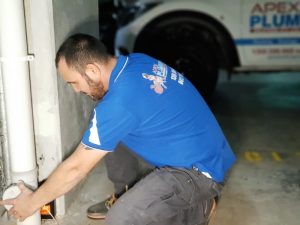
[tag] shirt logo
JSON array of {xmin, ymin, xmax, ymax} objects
[
  {"xmin": 142, "ymin": 73, "xmax": 167, "ymax": 94},
  {"xmin": 142, "ymin": 61, "xmax": 168, "ymax": 94}
]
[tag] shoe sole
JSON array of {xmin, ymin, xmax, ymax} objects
[{"xmin": 87, "ymin": 214, "xmax": 106, "ymax": 220}]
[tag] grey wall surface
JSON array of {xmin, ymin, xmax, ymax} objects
[
  {"xmin": 52, "ymin": 0, "xmax": 99, "ymax": 164},
  {"xmin": 25, "ymin": 0, "xmax": 99, "ymax": 216},
  {"xmin": 52, "ymin": 0, "xmax": 99, "ymax": 213}
]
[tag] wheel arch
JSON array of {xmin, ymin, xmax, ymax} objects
[{"xmin": 133, "ymin": 10, "xmax": 240, "ymax": 72}]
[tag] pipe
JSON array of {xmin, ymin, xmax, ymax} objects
[
  {"xmin": 0, "ymin": 69, "xmax": 12, "ymax": 188},
  {"xmin": 0, "ymin": 0, "xmax": 41, "ymax": 224}
]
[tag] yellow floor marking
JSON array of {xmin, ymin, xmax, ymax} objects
[
  {"xmin": 271, "ymin": 151, "xmax": 282, "ymax": 161},
  {"xmin": 245, "ymin": 151, "xmax": 262, "ymax": 162}
]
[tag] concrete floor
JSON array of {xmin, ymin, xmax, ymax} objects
[
  {"xmin": 1, "ymin": 71, "xmax": 300, "ymax": 225},
  {"xmin": 208, "ymin": 71, "xmax": 300, "ymax": 225}
]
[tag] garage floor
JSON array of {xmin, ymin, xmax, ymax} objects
[
  {"xmin": 1, "ymin": 71, "xmax": 300, "ymax": 225},
  {"xmin": 208, "ymin": 71, "xmax": 300, "ymax": 225}
]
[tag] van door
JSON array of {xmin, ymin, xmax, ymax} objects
[{"xmin": 239, "ymin": 0, "xmax": 300, "ymax": 68}]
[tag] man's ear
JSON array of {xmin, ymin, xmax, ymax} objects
[{"xmin": 85, "ymin": 63, "xmax": 100, "ymax": 81}]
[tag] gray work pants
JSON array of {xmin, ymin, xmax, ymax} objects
[{"xmin": 106, "ymin": 167, "xmax": 223, "ymax": 225}]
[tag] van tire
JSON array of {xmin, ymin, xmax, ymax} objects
[{"xmin": 134, "ymin": 16, "xmax": 219, "ymax": 101}]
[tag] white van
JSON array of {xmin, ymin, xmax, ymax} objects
[{"xmin": 99, "ymin": 0, "xmax": 300, "ymax": 98}]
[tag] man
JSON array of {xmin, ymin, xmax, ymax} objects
[{"xmin": 0, "ymin": 33, "xmax": 235, "ymax": 225}]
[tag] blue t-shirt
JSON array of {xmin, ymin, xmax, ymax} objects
[{"xmin": 82, "ymin": 53, "xmax": 235, "ymax": 182}]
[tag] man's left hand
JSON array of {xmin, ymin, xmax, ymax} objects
[{"xmin": 0, "ymin": 182, "xmax": 37, "ymax": 222}]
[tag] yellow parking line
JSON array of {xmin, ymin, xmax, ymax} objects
[
  {"xmin": 243, "ymin": 150, "xmax": 300, "ymax": 162},
  {"xmin": 271, "ymin": 151, "xmax": 282, "ymax": 161},
  {"xmin": 245, "ymin": 151, "xmax": 262, "ymax": 162}
]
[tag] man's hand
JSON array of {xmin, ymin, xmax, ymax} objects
[
  {"xmin": 0, "ymin": 144, "xmax": 107, "ymax": 222},
  {"xmin": 0, "ymin": 182, "xmax": 38, "ymax": 222}
]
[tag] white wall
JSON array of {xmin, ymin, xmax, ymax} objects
[{"xmin": 24, "ymin": 0, "xmax": 99, "ymax": 216}]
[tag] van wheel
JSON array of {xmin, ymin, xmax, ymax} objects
[{"xmin": 135, "ymin": 17, "xmax": 219, "ymax": 101}]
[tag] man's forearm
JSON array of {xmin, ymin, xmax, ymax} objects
[
  {"xmin": 30, "ymin": 159, "xmax": 86, "ymax": 211},
  {"xmin": 29, "ymin": 144, "xmax": 108, "ymax": 212}
]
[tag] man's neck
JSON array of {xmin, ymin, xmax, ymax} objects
[{"xmin": 101, "ymin": 56, "xmax": 117, "ymax": 91}]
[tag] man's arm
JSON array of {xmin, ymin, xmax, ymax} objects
[{"xmin": 0, "ymin": 143, "xmax": 108, "ymax": 221}]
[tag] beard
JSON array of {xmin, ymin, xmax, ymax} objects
[
  {"xmin": 89, "ymin": 81, "xmax": 105, "ymax": 101},
  {"xmin": 83, "ymin": 74, "xmax": 106, "ymax": 101}
]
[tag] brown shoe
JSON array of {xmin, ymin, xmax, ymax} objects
[{"xmin": 87, "ymin": 194, "xmax": 118, "ymax": 219}]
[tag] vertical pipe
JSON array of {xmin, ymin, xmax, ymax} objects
[
  {"xmin": 0, "ymin": 69, "xmax": 11, "ymax": 189},
  {"xmin": 0, "ymin": 70, "xmax": 12, "ymax": 190},
  {"xmin": 0, "ymin": 0, "xmax": 41, "ymax": 224}
]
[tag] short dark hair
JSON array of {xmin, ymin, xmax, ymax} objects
[{"xmin": 55, "ymin": 33, "xmax": 111, "ymax": 73}]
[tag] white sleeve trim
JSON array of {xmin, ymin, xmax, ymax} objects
[
  {"xmin": 88, "ymin": 109, "xmax": 101, "ymax": 145},
  {"xmin": 80, "ymin": 142, "xmax": 113, "ymax": 152}
]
